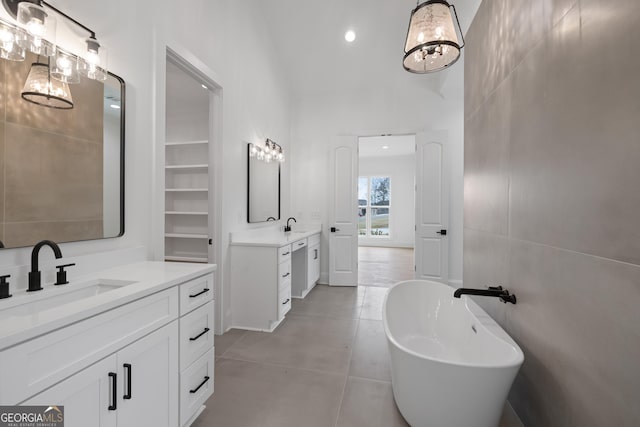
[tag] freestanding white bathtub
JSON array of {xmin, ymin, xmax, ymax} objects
[{"xmin": 383, "ymin": 280, "xmax": 524, "ymax": 427}]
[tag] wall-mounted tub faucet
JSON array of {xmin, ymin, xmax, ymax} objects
[
  {"xmin": 454, "ymin": 286, "xmax": 517, "ymax": 304},
  {"xmin": 284, "ymin": 217, "xmax": 297, "ymax": 232},
  {"xmin": 28, "ymin": 240, "xmax": 63, "ymax": 292}
]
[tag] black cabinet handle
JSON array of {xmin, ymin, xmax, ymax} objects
[
  {"xmin": 282, "ymin": 272, "xmax": 290, "ymax": 278},
  {"xmin": 189, "ymin": 288, "xmax": 210, "ymax": 298},
  {"xmin": 190, "ymin": 376, "xmax": 210, "ymax": 394},
  {"xmin": 108, "ymin": 372, "xmax": 117, "ymax": 410},
  {"xmin": 189, "ymin": 327, "xmax": 210, "ymax": 342},
  {"xmin": 282, "ymin": 298, "xmax": 290, "ymax": 305},
  {"xmin": 282, "ymin": 251, "xmax": 290, "ymax": 256},
  {"xmin": 123, "ymin": 364, "xmax": 132, "ymax": 400},
  {"xmin": 314, "ymin": 249, "xmax": 318, "ymax": 260},
  {"xmin": 298, "ymin": 242, "xmax": 305, "ymax": 246}
]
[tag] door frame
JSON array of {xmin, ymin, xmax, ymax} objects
[
  {"xmin": 151, "ymin": 37, "xmax": 225, "ymax": 334},
  {"xmin": 333, "ymin": 129, "xmax": 450, "ymax": 284}
]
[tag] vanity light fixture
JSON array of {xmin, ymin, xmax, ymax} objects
[
  {"xmin": 249, "ymin": 139, "xmax": 285, "ymax": 163},
  {"xmin": 21, "ymin": 55, "xmax": 74, "ymax": 109},
  {"xmin": 403, "ymin": 0, "xmax": 465, "ymax": 74},
  {"xmin": 2, "ymin": 0, "xmax": 109, "ymax": 81}
]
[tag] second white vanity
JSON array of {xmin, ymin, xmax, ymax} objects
[{"xmin": 230, "ymin": 227, "xmax": 321, "ymax": 332}]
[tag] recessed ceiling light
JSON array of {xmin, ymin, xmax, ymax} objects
[
  {"xmin": 382, "ymin": 145, "xmax": 389, "ymax": 150},
  {"xmin": 345, "ymin": 30, "xmax": 356, "ymax": 43},
  {"xmin": 110, "ymin": 104, "xmax": 120, "ymax": 109},
  {"xmin": 201, "ymin": 84, "xmax": 208, "ymax": 90}
]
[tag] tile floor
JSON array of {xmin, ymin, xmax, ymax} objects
[
  {"xmin": 196, "ymin": 286, "xmax": 519, "ymax": 426},
  {"xmin": 358, "ymin": 246, "xmax": 414, "ymax": 287}
]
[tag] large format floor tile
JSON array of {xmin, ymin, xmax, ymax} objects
[
  {"xmin": 194, "ymin": 358, "xmax": 345, "ymax": 427},
  {"xmin": 336, "ymin": 377, "xmax": 408, "ymax": 427},
  {"xmin": 349, "ymin": 319, "xmax": 391, "ymax": 381}
]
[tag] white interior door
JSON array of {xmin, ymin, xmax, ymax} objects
[
  {"xmin": 415, "ymin": 135, "xmax": 449, "ymax": 283},
  {"xmin": 329, "ymin": 136, "xmax": 358, "ymax": 286}
]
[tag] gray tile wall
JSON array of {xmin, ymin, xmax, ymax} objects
[
  {"xmin": 464, "ymin": 0, "xmax": 640, "ymax": 425},
  {"xmin": 0, "ymin": 52, "xmax": 104, "ymax": 247}
]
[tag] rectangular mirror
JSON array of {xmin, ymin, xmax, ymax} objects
[
  {"xmin": 0, "ymin": 51, "xmax": 125, "ymax": 249},
  {"xmin": 247, "ymin": 143, "xmax": 280, "ymax": 223}
]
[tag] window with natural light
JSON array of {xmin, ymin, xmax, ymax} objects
[{"xmin": 358, "ymin": 176, "xmax": 390, "ymax": 237}]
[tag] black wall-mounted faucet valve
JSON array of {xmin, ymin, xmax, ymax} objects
[
  {"xmin": 55, "ymin": 263, "xmax": 76, "ymax": 286},
  {"xmin": 0, "ymin": 274, "xmax": 11, "ymax": 299}
]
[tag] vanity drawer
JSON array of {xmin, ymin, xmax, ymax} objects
[
  {"xmin": 278, "ymin": 259, "xmax": 291, "ymax": 287},
  {"xmin": 278, "ymin": 285, "xmax": 291, "ymax": 319},
  {"xmin": 278, "ymin": 244, "xmax": 292, "ymax": 263},
  {"xmin": 179, "ymin": 273, "xmax": 214, "ymax": 315},
  {"xmin": 180, "ymin": 301, "xmax": 215, "ymax": 370},
  {"xmin": 308, "ymin": 233, "xmax": 321, "ymax": 247},
  {"xmin": 181, "ymin": 348, "xmax": 215, "ymax": 426},
  {"xmin": 293, "ymin": 238, "xmax": 307, "ymax": 250}
]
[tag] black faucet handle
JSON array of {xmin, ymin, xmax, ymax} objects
[
  {"xmin": 55, "ymin": 263, "xmax": 76, "ymax": 286},
  {"xmin": 0, "ymin": 274, "xmax": 11, "ymax": 299},
  {"xmin": 488, "ymin": 285, "xmax": 503, "ymax": 291}
]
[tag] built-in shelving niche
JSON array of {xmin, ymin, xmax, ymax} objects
[{"xmin": 164, "ymin": 59, "xmax": 212, "ymax": 264}]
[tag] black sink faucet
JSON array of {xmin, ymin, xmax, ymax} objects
[
  {"xmin": 453, "ymin": 286, "xmax": 517, "ymax": 304},
  {"xmin": 28, "ymin": 240, "xmax": 63, "ymax": 292},
  {"xmin": 284, "ymin": 217, "xmax": 297, "ymax": 232}
]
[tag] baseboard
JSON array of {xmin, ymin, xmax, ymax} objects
[{"xmin": 319, "ymin": 272, "xmax": 329, "ymax": 285}]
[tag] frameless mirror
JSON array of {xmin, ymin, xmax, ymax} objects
[
  {"xmin": 247, "ymin": 143, "xmax": 280, "ymax": 223},
  {"xmin": 0, "ymin": 50, "xmax": 124, "ymax": 249}
]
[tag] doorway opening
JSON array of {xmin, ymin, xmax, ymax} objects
[{"xmin": 357, "ymin": 135, "xmax": 416, "ymax": 288}]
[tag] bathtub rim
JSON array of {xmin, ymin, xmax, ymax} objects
[{"xmin": 382, "ymin": 279, "xmax": 524, "ymax": 369}]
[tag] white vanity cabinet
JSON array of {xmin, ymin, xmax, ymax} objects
[
  {"xmin": 230, "ymin": 230, "xmax": 321, "ymax": 332},
  {"xmin": 25, "ymin": 321, "xmax": 179, "ymax": 427},
  {"xmin": 230, "ymin": 243, "xmax": 292, "ymax": 332},
  {"xmin": 0, "ymin": 265, "xmax": 216, "ymax": 427}
]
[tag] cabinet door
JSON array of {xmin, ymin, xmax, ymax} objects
[
  {"xmin": 116, "ymin": 321, "xmax": 179, "ymax": 427},
  {"xmin": 308, "ymin": 244, "xmax": 321, "ymax": 288},
  {"xmin": 23, "ymin": 355, "xmax": 117, "ymax": 427}
]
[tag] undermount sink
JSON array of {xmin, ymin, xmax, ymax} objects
[{"xmin": 0, "ymin": 279, "xmax": 137, "ymax": 321}]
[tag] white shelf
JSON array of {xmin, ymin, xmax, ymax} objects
[
  {"xmin": 165, "ymin": 211, "xmax": 208, "ymax": 216},
  {"xmin": 165, "ymin": 140, "xmax": 208, "ymax": 146},
  {"xmin": 165, "ymin": 233, "xmax": 209, "ymax": 239},
  {"xmin": 165, "ymin": 188, "xmax": 208, "ymax": 192},
  {"xmin": 165, "ymin": 164, "xmax": 209, "ymax": 170},
  {"xmin": 165, "ymin": 255, "xmax": 208, "ymax": 263}
]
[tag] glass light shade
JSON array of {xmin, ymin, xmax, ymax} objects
[
  {"xmin": 21, "ymin": 62, "xmax": 74, "ymax": 109},
  {"xmin": 79, "ymin": 37, "xmax": 107, "ymax": 81},
  {"xmin": 403, "ymin": 0, "xmax": 462, "ymax": 73},
  {"xmin": 16, "ymin": 2, "xmax": 56, "ymax": 56},
  {"xmin": 51, "ymin": 49, "xmax": 80, "ymax": 83},
  {"xmin": 0, "ymin": 21, "xmax": 25, "ymax": 61}
]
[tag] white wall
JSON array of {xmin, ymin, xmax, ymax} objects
[
  {"xmin": 359, "ymin": 154, "xmax": 415, "ymax": 248},
  {"xmin": 290, "ymin": 75, "xmax": 465, "ymax": 284},
  {"xmin": 0, "ymin": 0, "xmax": 293, "ymax": 333}
]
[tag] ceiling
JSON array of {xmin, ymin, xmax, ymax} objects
[
  {"xmin": 257, "ymin": 0, "xmax": 481, "ymax": 99},
  {"xmin": 359, "ymin": 135, "xmax": 415, "ymax": 158}
]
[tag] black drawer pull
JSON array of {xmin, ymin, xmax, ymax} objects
[
  {"xmin": 282, "ymin": 298, "xmax": 290, "ymax": 305},
  {"xmin": 108, "ymin": 372, "xmax": 117, "ymax": 410},
  {"xmin": 190, "ymin": 327, "xmax": 210, "ymax": 342},
  {"xmin": 314, "ymin": 249, "xmax": 318, "ymax": 260},
  {"xmin": 282, "ymin": 272, "xmax": 290, "ymax": 278},
  {"xmin": 189, "ymin": 288, "xmax": 209, "ymax": 298},
  {"xmin": 190, "ymin": 376, "xmax": 210, "ymax": 394},
  {"xmin": 298, "ymin": 242, "xmax": 304, "ymax": 246},
  {"xmin": 123, "ymin": 363, "xmax": 132, "ymax": 400},
  {"xmin": 282, "ymin": 251, "xmax": 290, "ymax": 256}
]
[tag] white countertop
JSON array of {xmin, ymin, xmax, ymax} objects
[
  {"xmin": 230, "ymin": 227, "xmax": 322, "ymax": 248},
  {"xmin": 0, "ymin": 261, "xmax": 216, "ymax": 350}
]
